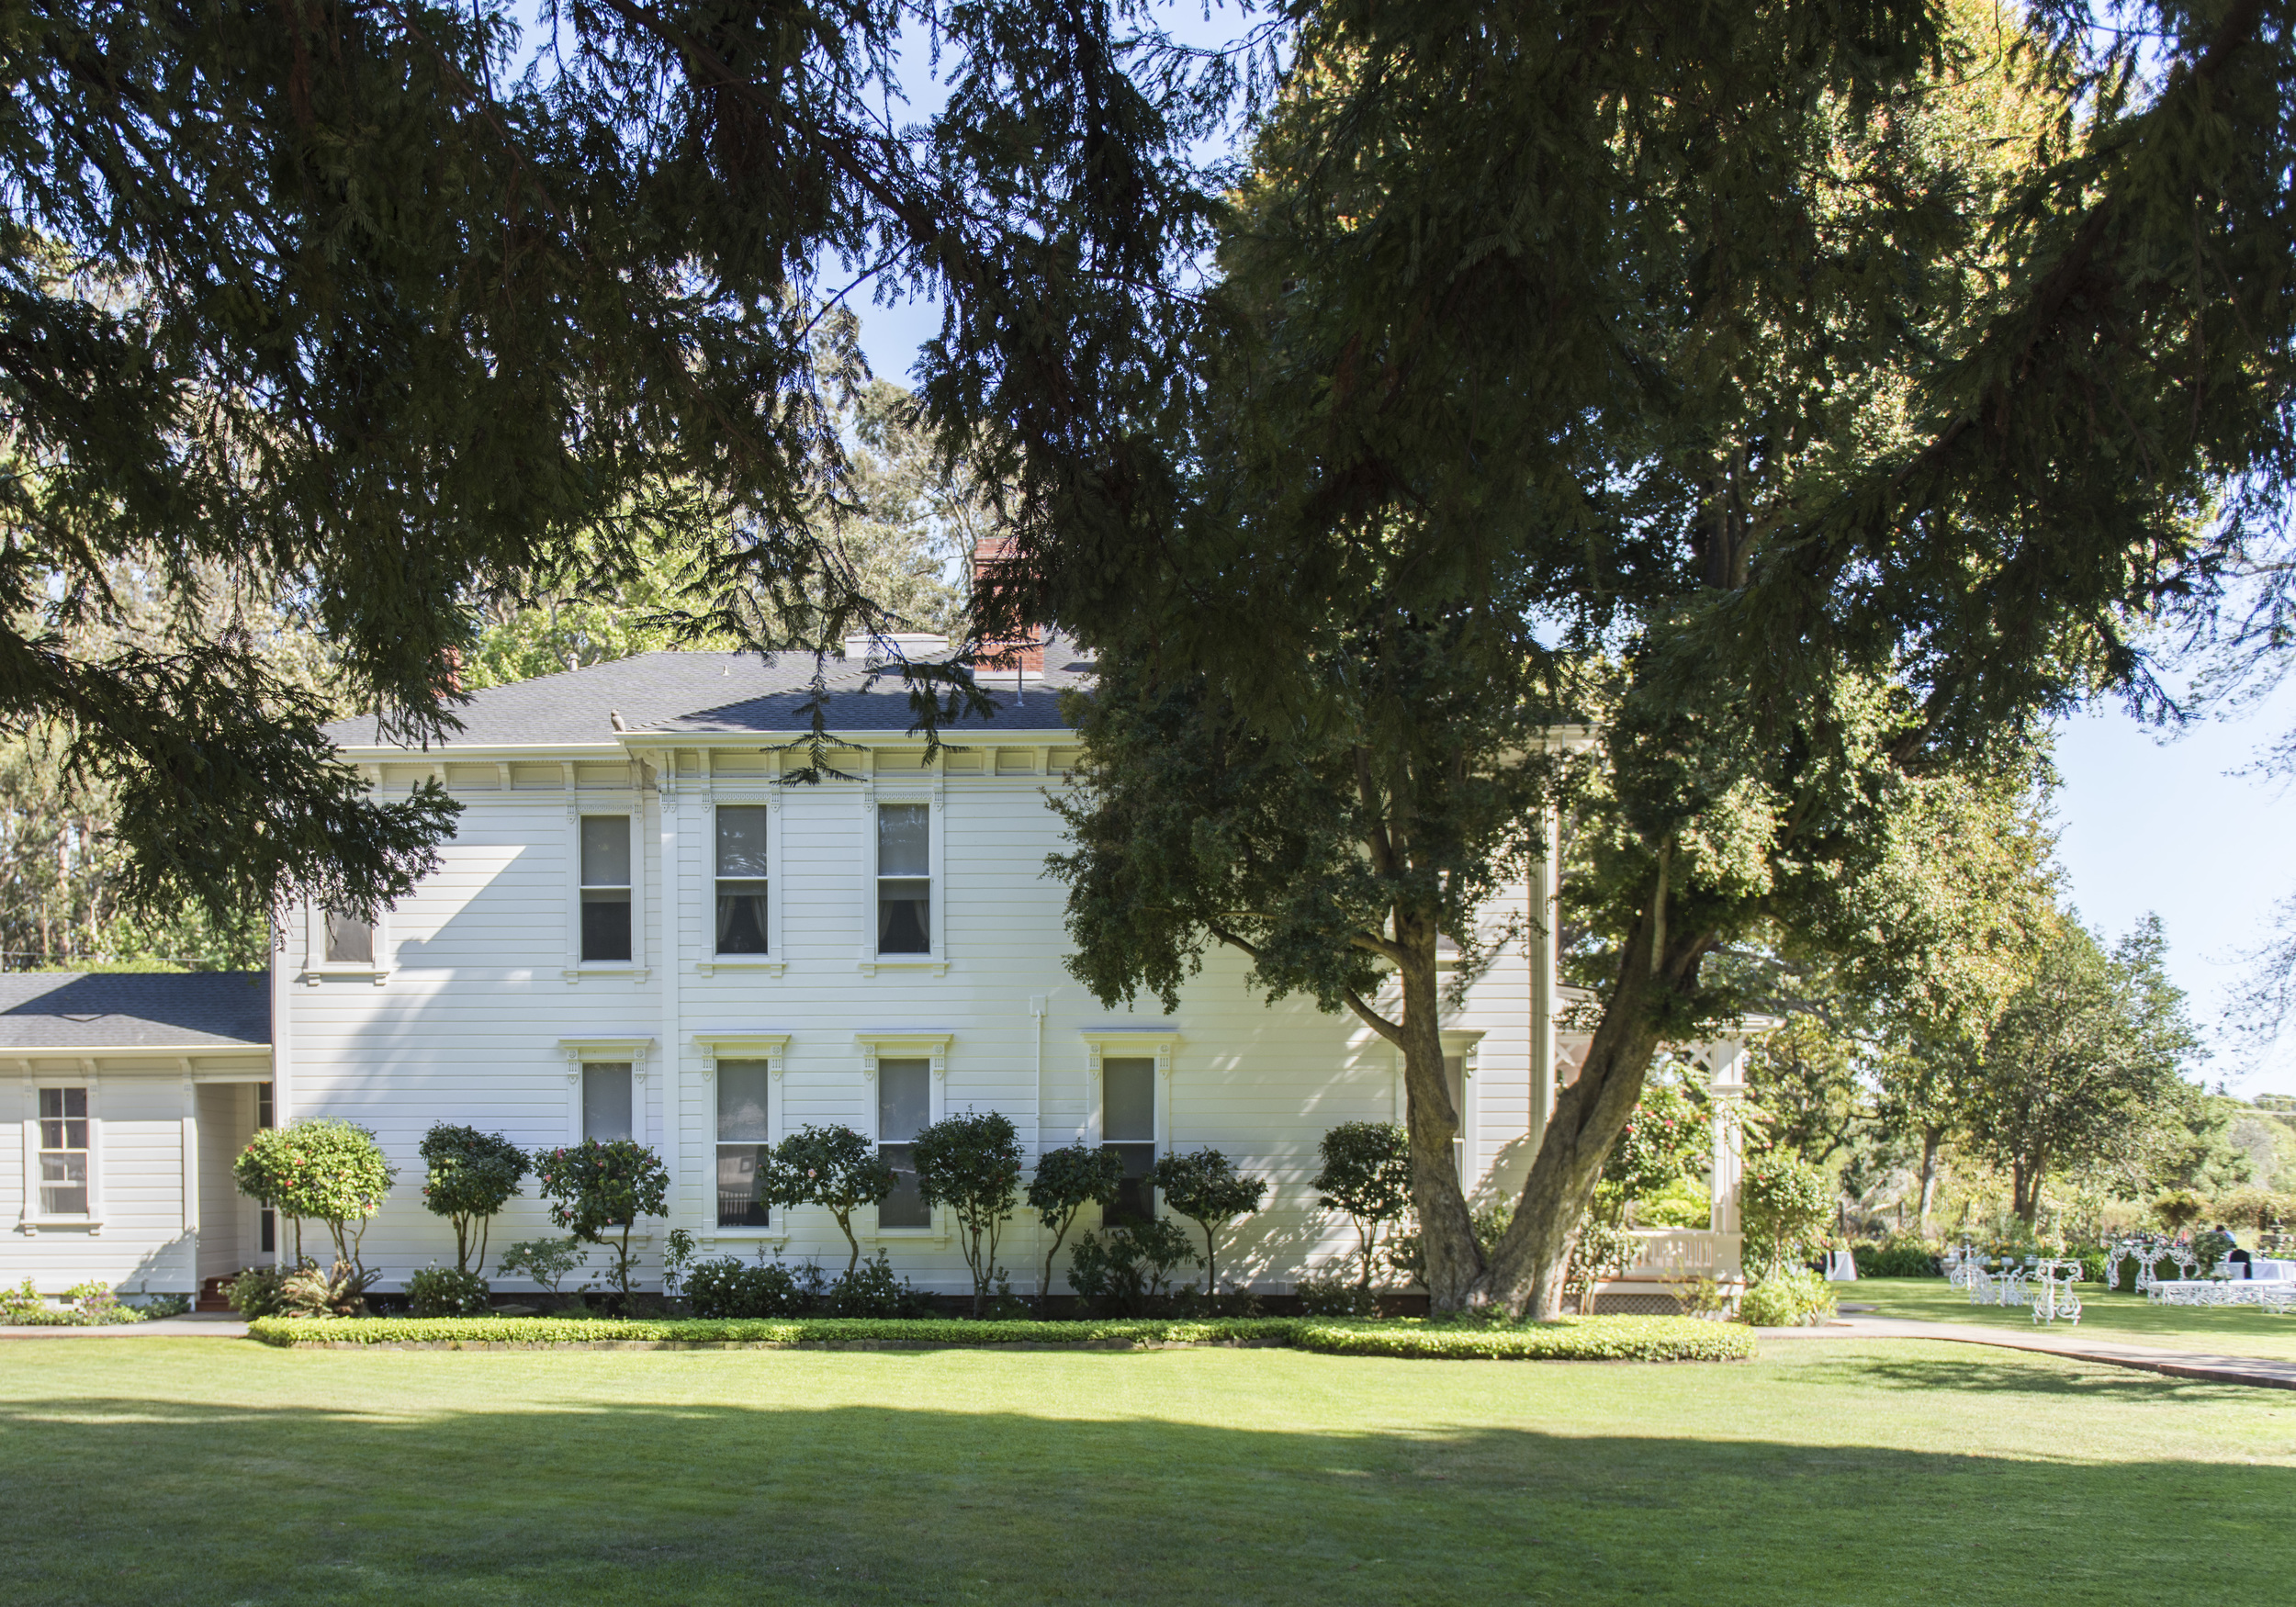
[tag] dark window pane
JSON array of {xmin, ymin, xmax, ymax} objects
[
  {"xmin": 877, "ymin": 881, "xmax": 929, "ymax": 952},
  {"xmin": 877, "ymin": 804, "xmax": 929, "ymax": 875},
  {"xmin": 1105, "ymin": 1142, "xmax": 1157, "ymax": 1225},
  {"xmin": 260, "ymin": 1208, "xmax": 275, "ymax": 1253},
  {"xmin": 1103, "ymin": 1059, "xmax": 1155, "ymax": 1141},
  {"xmin": 716, "ymin": 1145, "xmax": 771, "ymax": 1228},
  {"xmin": 877, "ymin": 1061, "xmax": 930, "ymax": 1141},
  {"xmin": 716, "ymin": 1062, "xmax": 771, "ymax": 1141},
  {"xmin": 715, "ymin": 806, "xmax": 769, "ymax": 877},
  {"xmin": 581, "ymin": 891, "xmax": 632, "ymax": 961},
  {"xmin": 582, "ymin": 1063, "xmax": 633, "ymax": 1142},
  {"xmin": 324, "ymin": 910, "xmax": 374, "ymax": 964},
  {"xmin": 879, "ymin": 1141, "xmax": 929, "ymax": 1227},
  {"xmin": 580, "ymin": 815, "xmax": 631, "ymax": 886},
  {"xmin": 715, "ymin": 882, "xmax": 769, "ymax": 953},
  {"xmin": 256, "ymin": 1083, "xmax": 274, "ymax": 1129}
]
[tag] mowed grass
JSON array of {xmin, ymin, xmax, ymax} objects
[
  {"xmin": 1852, "ymin": 1275, "xmax": 2296, "ymax": 1359},
  {"xmin": 3, "ymin": 1336, "xmax": 2292, "ymax": 1607}
]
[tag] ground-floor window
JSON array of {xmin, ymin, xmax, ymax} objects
[
  {"xmin": 583, "ymin": 1062, "xmax": 633, "ymax": 1142},
  {"xmin": 876, "ymin": 1059, "xmax": 931, "ymax": 1228},
  {"xmin": 715, "ymin": 1060, "xmax": 771, "ymax": 1228},
  {"xmin": 38, "ymin": 1086, "xmax": 88, "ymax": 1216},
  {"xmin": 1101, "ymin": 1058, "xmax": 1157, "ymax": 1224}
]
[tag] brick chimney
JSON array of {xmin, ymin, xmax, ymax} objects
[{"xmin": 971, "ymin": 536, "xmax": 1042, "ymax": 673}]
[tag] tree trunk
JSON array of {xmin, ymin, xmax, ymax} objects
[
  {"xmin": 1482, "ymin": 878, "xmax": 1709, "ymax": 1320},
  {"xmin": 1391, "ymin": 915, "xmax": 1484, "ymax": 1312},
  {"xmin": 1916, "ymin": 1127, "xmax": 1943, "ymax": 1238}
]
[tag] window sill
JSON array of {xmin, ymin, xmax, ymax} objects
[
  {"xmin": 18, "ymin": 1218, "xmax": 104, "ymax": 1237},
  {"xmin": 858, "ymin": 958, "xmax": 948, "ymax": 976},
  {"xmin": 697, "ymin": 959, "xmax": 784, "ymax": 978},
  {"xmin": 302, "ymin": 966, "xmax": 388, "ymax": 987},
  {"xmin": 561, "ymin": 965, "xmax": 652, "ymax": 983}
]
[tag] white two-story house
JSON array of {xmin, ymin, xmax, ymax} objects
[{"xmin": 4, "ymin": 631, "xmax": 1755, "ymax": 1309}]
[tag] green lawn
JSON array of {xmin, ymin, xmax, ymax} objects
[
  {"xmin": 3, "ymin": 1336, "xmax": 2292, "ymax": 1606},
  {"xmin": 1851, "ymin": 1275, "xmax": 2296, "ymax": 1359}
]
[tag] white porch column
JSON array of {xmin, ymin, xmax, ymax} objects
[
  {"xmin": 1706, "ymin": 1039, "xmax": 1747, "ymax": 1234},
  {"xmin": 1527, "ymin": 802, "xmax": 1560, "ymax": 1144}
]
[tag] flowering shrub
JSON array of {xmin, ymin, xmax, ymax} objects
[
  {"xmin": 1312, "ymin": 1121, "xmax": 1413, "ymax": 1288},
  {"xmin": 418, "ymin": 1124, "xmax": 528, "ymax": 1273},
  {"xmin": 1601, "ymin": 1084, "xmax": 1712, "ymax": 1202},
  {"xmin": 761, "ymin": 1125, "xmax": 895, "ymax": 1275},
  {"xmin": 232, "ymin": 1119, "xmax": 395, "ymax": 1272},
  {"xmin": 532, "ymin": 1139, "xmax": 669, "ymax": 1304},
  {"xmin": 408, "ymin": 1265, "xmax": 492, "ymax": 1317},
  {"xmin": 684, "ymin": 1254, "xmax": 816, "ymax": 1319},
  {"xmin": 1740, "ymin": 1152, "xmax": 1833, "ymax": 1275},
  {"xmin": 1026, "ymin": 1143, "xmax": 1123, "ymax": 1309},
  {"xmin": 913, "ymin": 1110, "xmax": 1024, "ymax": 1316}
]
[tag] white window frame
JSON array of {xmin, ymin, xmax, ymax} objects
[
  {"xmin": 698, "ymin": 795, "xmax": 785, "ymax": 977},
  {"xmin": 692, "ymin": 1032, "xmax": 789, "ymax": 1247},
  {"xmin": 564, "ymin": 793, "xmax": 647, "ymax": 982},
  {"xmin": 1420, "ymin": 1028, "xmax": 1481, "ymax": 1187},
  {"xmin": 301, "ymin": 897, "xmax": 389, "ymax": 985},
  {"xmin": 855, "ymin": 1032, "xmax": 950, "ymax": 1237},
  {"xmin": 19, "ymin": 1065, "xmax": 102, "ymax": 1234},
  {"xmin": 558, "ymin": 1038, "xmax": 654, "ymax": 1148},
  {"xmin": 1083, "ymin": 1028, "xmax": 1176, "ymax": 1224},
  {"xmin": 858, "ymin": 759, "xmax": 947, "ymax": 974}
]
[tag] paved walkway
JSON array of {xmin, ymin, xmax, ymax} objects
[
  {"xmin": 1758, "ymin": 1314, "xmax": 2296, "ymax": 1389},
  {"xmin": 0, "ymin": 1314, "xmax": 248, "ymax": 1340}
]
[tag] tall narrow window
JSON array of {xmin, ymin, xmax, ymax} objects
[
  {"xmin": 715, "ymin": 806, "xmax": 770, "ymax": 955},
  {"xmin": 38, "ymin": 1087, "xmax": 88, "ymax": 1216},
  {"xmin": 323, "ymin": 909, "xmax": 374, "ymax": 964},
  {"xmin": 1101, "ymin": 1059, "xmax": 1157, "ymax": 1224},
  {"xmin": 715, "ymin": 1060, "xmax": 771, "ymax": 1228},
  {"xmin": 582, "ymin": 1062, "xmax": 633, "ymax": 1143},
  {"xmin": 1445, "ymin": 1053, "xmax": 1467, "ymax": 1182},
  {"xmin": 875, "ymin": 804, "xmax": 930, "ymax": 954},
  {"xmin": 876, "ymin": 1058, "xmax": 931, "ymax": 1227},
  {"xmin": 580, "ymin": 815, "xmax": 633, "ymax": 961}
]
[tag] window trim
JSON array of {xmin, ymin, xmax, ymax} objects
[
  {"xmin": 564, "ymin": 797, "xmax": 648, "ymax": 982},
  {"xmin": 301, "ymin": 897, "xmax": 389, "ymax": 985},
  {"xmin": 558, "ymin": 1038, "xmax": 654, "ymax": 1149},
  {"xmin": 1425, "ymin": 1028, "xmax": 1482, "ymax": 1187},
  {"xmin": 692, "ymin": 1032, "xmax": 789, "ymax": 1246},
  {"xmin": 855, "ymin": 1032, "xmax": 950, "ymax": 1237},
  {"xmin": 701, "ymin": 798, "xmax": 784, "ymax": 976},
  {"xmin": 18, "ymin": 1070, "xmax": 103, "ymax": 1234},
  {"xmin": 858, "ymin": 770, "xmax": 947, "ymax": 975},
  {"xmin": 1083, "ymin": 1028, "xmax": 1176, "ymax": 1226}
]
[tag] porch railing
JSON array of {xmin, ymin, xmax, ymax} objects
[{"xmin": 1614, "ymin": 1228, "xmax": 1743, "ymax": 1281}]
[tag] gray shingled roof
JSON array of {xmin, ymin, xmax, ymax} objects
[
  {"xmin": 323, "ymin": 645, "xmax": 1091, "ymax": 749},
  {"xmin": 0, "ymin": 972, "xmax": 271, "ymax": 1051}
]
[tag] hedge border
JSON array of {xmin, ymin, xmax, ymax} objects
[{"xmin": 245, "ymin": 1312, "xmax": 1753, "ymax": 1362}]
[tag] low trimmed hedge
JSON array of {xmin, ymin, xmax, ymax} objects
[{"xmin": 245, "ymin": 1311, "xmax": 1752, "ymax": 1362}]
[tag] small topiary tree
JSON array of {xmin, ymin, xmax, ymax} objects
[
  {"xmin": 1740, "ymin": 1152, "xmax": 1834, "ymax": 1277},
  {"xmin": 764, "ymin": 1125, "xmax": 895, "ymax": 1275},
  {"xmin": 232, "ymin": 1118, "xmax": 395, "ymax": 1275},
  {"xmin": 418, "ymin": 1123, "xmax": 529, "ymax": 1273},
  {"xmin": 1026, "ymin": 1142, "xmax": 1124, "ymax": 1309},
  {"xmin": 913, "ymin": 1109, "xmax": 1024, "ymax": 1317},
  {"xmin": 532, "ymin": 1139, "xmax": 669, "ymax": 1305},
  {"xmin": 1152, "ymin": 1148, "xmax": 1267, "ymax": 1296},
  {"xmin": 1312, "ymin": 1121, "xmax": 1412, "ymax": 1288}
]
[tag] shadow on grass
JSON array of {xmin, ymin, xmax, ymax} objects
[
  {"xmin": 0, "ymin": 1386, "xmax": 2289, "ymax": 1607},
  {"xmin": 1784, "ymin": 1351, "xmax": 2269, "ymax": 1400}
]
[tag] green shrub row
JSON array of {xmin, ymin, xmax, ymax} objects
[{"xmin": 245, "ymin": 1311, "xmax": 1753, "ymax": 1361}]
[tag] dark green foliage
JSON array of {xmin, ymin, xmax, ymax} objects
[
  {"xmin": 684, "ymin": 1256, "xmax": 814, "ymax": 1320},
  {"xmin": 418, "ymin": 1125, "xmax": 528, "ymax": 1274},
  {"xmin": 1066, "ymin": 1219, "xmax": 1201, "ymax": 1316},
  {"xmin": 823, "ymin": 1253, "xmax": 932, "ymax": 1320},
  {"xmin": 1741, "ymin": 1154, "xmax": 1836, "ymax": 1277},
  {"xmin": 1851, "ymin": 1242, "xmax": 1942, "ymax": 1279},
  {"xmin": 762, "ymin": 1125, "xmax": 895, "ymax": 1276},
  {"xmin": 532, "ymin": 1140, "xmax": 669, "ymax": 1303},
  {"xmin": 406, "ymin": 1266, "xmax": 491, "ymax": 1319},
  {"xmin": 223, "ymin": 1264, "xmax": 293, "ymax": 1320},
  {"xmin": 1025, "ymin": 1142, "xmax": 1125, "ymax": 1309},
  {"xmin": 1151, "ymin": 1149, "xmax": 1268, "ymax": 1296},
  {"xmin": 1292, "ymin": 1268, "xmax": 1381, "ymax": 1317},
  {"xmin": 913, "ymin": 1111, "xmax": 1024, "ymax": 1316},
  {"xmin": 1311, "ymin": 1122, "xmax": 1413, "ymax": 1288},
  {"xmin": 231, "ymin": 1119, "xmax": 395, "ymax": 1272}
]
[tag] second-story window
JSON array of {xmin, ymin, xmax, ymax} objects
[
  {"xmin": 876, "ymin": 803, "xmax": 929, "ymax": 954},
  {"xmin": 715, "ymin": 806, "xmax": 769, "ymax": 955},
  {"xmin": 580, "ymin": 815, "xmax": 633, "ymax": 962},
  {"xmin": 323, "ymin": 909, "xmax": 374, "ymax": 964}
]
